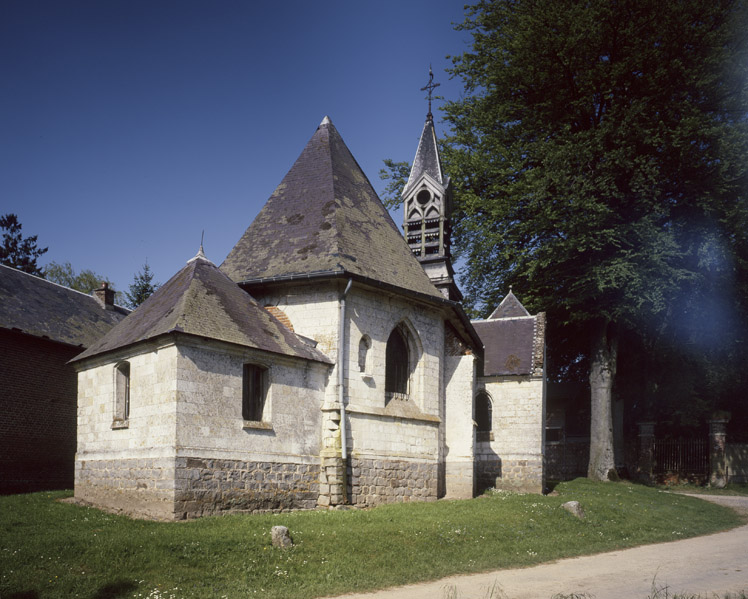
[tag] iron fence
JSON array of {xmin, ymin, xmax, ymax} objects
[{"xmin": 653, "ymin": 438, "xmax": 709, "ymax": 478}]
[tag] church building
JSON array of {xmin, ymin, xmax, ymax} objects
[{"xmin": 72, "ymin": 108, "xmax": 546, "ymax": 519}]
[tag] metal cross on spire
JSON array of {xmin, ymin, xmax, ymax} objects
[{"xmin": 421, "ymin": 65, "xmax": 440, "ymax": 120}]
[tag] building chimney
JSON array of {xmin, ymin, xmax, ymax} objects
[{"xmin": 93, "ymin": 282, "xmax": 115, "ymax": 310}]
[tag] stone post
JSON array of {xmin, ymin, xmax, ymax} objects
[
  {"xmin": 708, "ymin": 418, "xmax": 730, "ymax": 488},
  {"xmin": 637, "ymin": 422, "xmax": 656, "ymax": 483},
  {"xmin": 319, "ymin": 407, "xmax": 345, "ymax": 507}
]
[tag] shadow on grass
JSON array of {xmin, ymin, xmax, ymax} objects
[
  {"xmin": 92, "ymin": 580, "xmax": 138, "ymax": 598},
  {"xmin": 6, "ymin": 592, "xmax": 40, "ymax": 599}
]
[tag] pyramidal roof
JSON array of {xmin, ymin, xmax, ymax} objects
[
  {"xmin": 74, "ymin": 250, "xmax": 331, "ymax": 364},
  {"xmin": 403, "ymin": 116, "xmax": 448, "ymax": 197},
  {"xmin": 488, "ymin": 289, "xmax": 531, "ymax": 319},
  {"xmin": 221, "ymin": 117, "xmax": 443, "ymax": 300}
]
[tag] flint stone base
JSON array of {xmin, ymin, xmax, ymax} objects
[
  {"xmin": 349, "ymin": 457, "xmax": 438, "ymax": 507},
  {"xmin": 174, "ymin": 457, "xmax": 320, "ymax": 519}
]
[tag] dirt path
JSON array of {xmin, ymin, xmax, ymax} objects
[{"xmin": 329, "ymin": 495, "xmax": 748, "ymax": 599}]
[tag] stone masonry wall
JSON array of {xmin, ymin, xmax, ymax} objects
[
  {"xmin": 174, "ymin": 340, "xmax": 326, "ymax": 459},
  {"xmin": 443, "ymin": 352, "xmax": 476, "ymax": 498},
  {"xmin": 75, "ymin": 343, "xmax": 180, "ymax": 516},
  {"xmin": 75, "ymin": 456, "xmax": 177, "ymax": 520},
  {"xmin": 258, "ymin": 282, "xmax": 447, "ymax": 509},
  {"xmin": 477, "ymin": 376, "xmax": 545, "ymax": 493},
  {"xmin": 345, "ymin": 286, "xmax": 444, "ymax": 418},
  {"xmin": 350, "ymin": 457, "xmax": 438, "ymax": 506},
  {"xmin": 173, "ymin": 457, "xmax": 320, "ymax": 519}
]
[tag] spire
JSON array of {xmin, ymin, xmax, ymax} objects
[
  {"xmin": 188, "ymin": 233, "xmax": 211, "ymax": 264},
  {"xmin": 401, "ymin": 69, "xmax": 460, "ymax": 301}
]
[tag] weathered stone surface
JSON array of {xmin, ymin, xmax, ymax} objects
[
  {"xmin": 349, "ymin": 457, "xmax": 438, "ymax": 507},
  {"xmin": 271, "ymin": 525, "xmax": 293, "ymax": 548},
  {"xmin": 562, "ymin": 500, "xmax": 585, "ymax": 519}
]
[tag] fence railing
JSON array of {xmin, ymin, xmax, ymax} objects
[{"xmin": 653, "ymin": 438, "xmax": 709, "ymax": 477}]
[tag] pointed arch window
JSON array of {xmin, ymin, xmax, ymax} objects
[
  {"xmin": 475, "ymin": 390, "xmax": 493, "ymax": 442},
  {"xmin": 385, "ymin": 325, "xmax": 410, "ymax": 403}
]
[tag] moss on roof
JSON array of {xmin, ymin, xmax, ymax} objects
[
  {"xmin": 0, "ymin": 264, "xmax": 128, "ymax": 348},
  {"xmin": 220, "ymin": 117, "xmax": 443, "ymax": 300},
  {"xmin": 74, "ymin": 253, "xmax": 331, "ymax": 364}
]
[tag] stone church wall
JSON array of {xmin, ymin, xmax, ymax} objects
[
  {"xmin": 257, "ymin": 283, "xmax": 447, "ymax": 507},
  {"xmin": 75, "ymin": 343, "xmax": 180, "ymax": 519},
  {"xmin": 344, "ymin": 287, "xmax": 444, "ymax": 506},
  {"xmin": 172, "ymin": 339, "xmax": 327, "ymax": 518},
  {"xmin": 75, "ymin": 337, "xmax": 329, "ymax": 519},
  {"xmin": 477, "ymin": 376, "xmax": 545, "ymax": 493},
  {"xmin": 443, "ymin": 352, "xmax": 477, "ymax": 499}
]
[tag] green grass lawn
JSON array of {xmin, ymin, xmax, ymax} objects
[
  {"xmin": 661, "ymin": 482, "xmax": 748, "ymax": 496},
  {"xmin": 0, "ymin": 479, "xmax": 742, "ymax": 599}
]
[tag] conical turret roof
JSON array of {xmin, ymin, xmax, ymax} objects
[
  {"xmin": 402, "ymin": 116, "xmax": 448, "ymax": 198},
  {"xmin": 74, "ymin": 250, "xmax": 330, "ymax": 364},
  {"xmin": 221, "ymin": 117, "xmax": 443, "ymax": 300}
]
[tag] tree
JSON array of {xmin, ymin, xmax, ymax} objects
[
  {"xmin": 441, "ymin": 0, "xmax": 748, "ymax": 479},
  {"xmin": 378, "ymin": 159, "xmax": 412, "ymax": 209},
  {"xmin": 44, "ymin": 261, "xmax": 110, "ymax": 294},
  {"xmin": 0, "ymin": 214, "xmax": 48, "ymax": 276},
  {"xmin": 43, "ymin": 261, "xmax": 125, "ymax": 304},
  {"xmin": 125, "ymin": 261, "xmax": 160, "ymax": 309}
]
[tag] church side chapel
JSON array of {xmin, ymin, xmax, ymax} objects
[{"xmin": 73, "ymin": 95, "xmax": 546, "ymax": 519}]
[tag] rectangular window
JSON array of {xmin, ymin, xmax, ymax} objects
[
  {"xmin": 112, "ymin": 361, "xmax": 130, "ymax": 428},
  {"xmin": 242, "ymin": 364, "xmax": 267, "ymax": 422}
]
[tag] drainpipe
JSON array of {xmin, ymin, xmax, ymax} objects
[{"xmin": 338, "ymin": 278, "xmax": 353, "ymax": 503}]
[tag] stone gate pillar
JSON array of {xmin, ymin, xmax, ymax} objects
[
  {"xmin": 708, "ymin": 417, "xmax": 730, "ymax": 488},
  {"xmin": 637, "ymin": 422, "xmax": 656, "ymax": 483}
]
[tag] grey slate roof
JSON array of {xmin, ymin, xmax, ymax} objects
[
  {"xmin": 488, "ymin": 290, "xmax": 530, "ymax": 319},
  {"xmin": 472, "ymin": 317, "xmax": 537, "ymax": 377},
  {"xmin": 0, "ymin": 264, "xmax": 128, "ymax": 348},
  {"xmin": 402, "ymin": 116, "xmax": 448, "ymax": 197},
  {"xmin": 74, "ymin": 252, "xmax": 331, "ymax": 364},
  {"xmin": 220, "ymin": 117, "xmax": 443, "ymax": 300},
  {"xmin": 473, "ymin": 291, "xmax": 541, "ymax": 377}
]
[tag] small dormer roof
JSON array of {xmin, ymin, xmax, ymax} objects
[
  {"xmin": 488, "ymin": 289, "xmax": 530, "ymax": 319},
  {"xmin": 74, "ymin": 250, "xmax": 331, "ymax": 364}
]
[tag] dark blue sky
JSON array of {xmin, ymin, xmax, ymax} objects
[{"xmin": 1, "ymin": 0, "xmax": 472, "ymax": 293}]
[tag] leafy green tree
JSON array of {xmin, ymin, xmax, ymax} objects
[
  {"xmin": 378, "ymin": 159, "xmax": 412, "ymax": 209},
  {"xmin": 0, "ymin": 214, "xmax": 48, "ymax": 276},
  {"xmin": 441, "ymin": 0, "xmax": 748, "ymax": 479},
  {"xmin": 43, "ymin": 261, "xmax": 125, "ymax": 304},
  {"xmin": 125, "ymin": 261, "xmax": 160, "ymax": 309},
  {"xmin": 44, "ymin": 261, "xmax": 109, "ymax": 294}
]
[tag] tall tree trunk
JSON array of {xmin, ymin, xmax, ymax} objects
[{"xmin": 588, "ymin": 319, "xmax": 619, "ymax": 481}]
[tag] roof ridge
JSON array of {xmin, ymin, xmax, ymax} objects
[
  {"xmin": 171, "ymin": 259, "xmax": 200, "ymax": 331},
  {"xmin": 319, "ymin": 119, "xmax": 345, "ymax": 266},
  {"xmin": 0, "ymin": 263, "xmax": 127, "ymax": 308}
]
